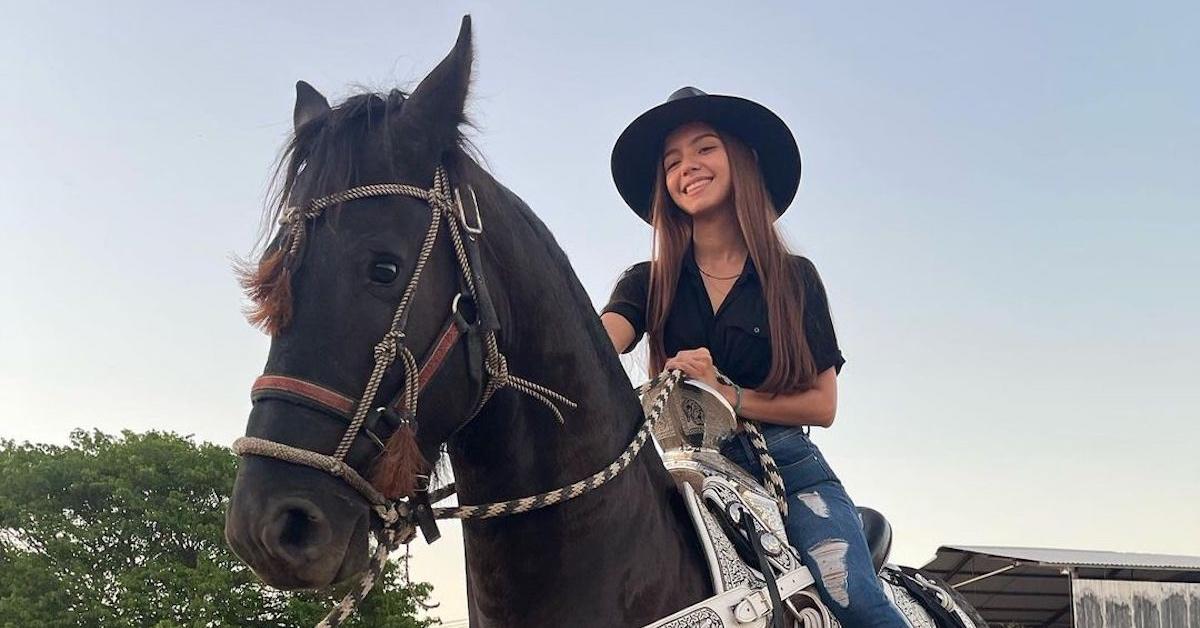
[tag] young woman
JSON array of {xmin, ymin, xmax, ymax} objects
[{"xmin": 601, "ymin": 87, "xmax": 907, "ymax": 627}]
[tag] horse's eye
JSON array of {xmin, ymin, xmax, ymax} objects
[{"xmin": 369, "ymin": 260, "xmax": 400, "ymax": 284}]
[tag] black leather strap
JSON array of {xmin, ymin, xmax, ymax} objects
[
  {"xmin": 742, "ymin": 514, "xmax": 786, "ymax": 628},
  {"xmin": 456, "ymin": 190, "xmax": 500, "ymax": 333}
]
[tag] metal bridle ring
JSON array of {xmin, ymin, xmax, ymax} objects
[{"xmin": 451, "ymin": 292, "xmax": 480, "ymax": 326}]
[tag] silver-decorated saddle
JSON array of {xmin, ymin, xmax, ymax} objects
[{"xmin": 639, "ymin": 379, "xmax": 831, "ymax": 627}]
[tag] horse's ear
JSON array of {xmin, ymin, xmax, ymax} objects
[
  {"xmin": 294, "ymin": 80, "xmax": 330, "ymax": 131},
  {"xmin": 404, "ymin": 15, "xmax": 473, "ymax": 153}
]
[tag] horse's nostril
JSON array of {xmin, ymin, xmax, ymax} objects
[
  {"xmin": 280, "ymin": 507, "xmax": 316, "ymax": 547},
  {"xmin": 262, "ymin": 497, "xmax": 332, "ymax": 567}
]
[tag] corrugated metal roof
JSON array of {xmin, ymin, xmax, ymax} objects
[
  {"xmin": 920, "ymin": 546, "xmax": 1200, "ymax": 627},
  {"xmin": 942, "ymin": 545, "xmax": 1200, "ymax": 571}
]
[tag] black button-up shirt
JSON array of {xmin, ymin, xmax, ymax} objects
[{"xmin": 602, "ymin": 248, "xmax": 845, "ymax": 390}]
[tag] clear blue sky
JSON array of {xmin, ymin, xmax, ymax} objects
[{"xmin": 2, "ymin": 2, "xmax": 1197, "ymax": 622}]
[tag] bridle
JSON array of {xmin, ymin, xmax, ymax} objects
[{"xmin": 233, "ymin": 165, "xmax": 578, "ymax": 523}]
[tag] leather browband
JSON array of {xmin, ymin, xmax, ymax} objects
[
  {"xmin": 252, "ymin": 375, "xmax": 356, "ymax": 417},
  {"xmin": 251, "ymin": 316, "xmax": 466, "ymax": 422}
]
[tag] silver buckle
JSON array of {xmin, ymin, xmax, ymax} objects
[{"xmin": 454, "ymin": 185, "xmax": 483, "ymax": 235}]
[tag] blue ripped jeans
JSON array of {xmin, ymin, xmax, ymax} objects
[{"xmin": 720, "ymin": 426, "xmax": 907, "ymax": 627}]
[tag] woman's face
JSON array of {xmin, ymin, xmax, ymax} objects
[{"xmin": 662, "ymin": 121, "xmax": 733, "ymax": 218}]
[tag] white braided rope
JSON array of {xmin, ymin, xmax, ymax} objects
[
  {"xmin": 394, "ymin": 345, "xmax": 420, "ymax": 422},
  {"xmin": 315, "ymin": 528, "xmax": 409, "ymax": 628},
  {"xmin": 432, "ymin": 369, "xmax": 684, "ymax": 519},
  {"xmin": 232, "ymin": 437, "xmax": 391, "ymax": 510},
  {"xmin": 473, "ymin": 334, "xmax": 577, "ymax": 424},
  {"xmin": 278, "ymin": 183, "xmax": 431, "ymax": 264},
  {"xmin": 288, "ymin": 183, "xmax": 431, "ymax": 216},
  {"xmin": 740, "ymin": 420, "xmax": 788, "ymax": 516},
  {"xmin": 437, "ymin": 190, "xmax": 580, "ymax": 425}
]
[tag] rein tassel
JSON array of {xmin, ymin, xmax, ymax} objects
[{"xmin": 371, "ymin": 424, "xmax": 428, "ymax": 500}]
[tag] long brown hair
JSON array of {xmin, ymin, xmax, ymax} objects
[{"xmin": 647, "ymin": 129, "xmax": 816, "ymax": 394}]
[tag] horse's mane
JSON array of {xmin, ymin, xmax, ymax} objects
[
  {"xmin": 463, "ymin": 164, "xmax": 637, "ymax": 390},
  {"xmin": 237, "ymin": 88, "xmax": 486, "ymax": 335}
]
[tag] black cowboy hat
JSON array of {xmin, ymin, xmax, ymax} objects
[{"xmin": 611, "ymin": 86, "xmax": 801, "ymax": 224}]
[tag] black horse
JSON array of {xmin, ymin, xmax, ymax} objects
[{"xmin": 225, "ymin": 17, "xmax": 712, "ymax": 627}]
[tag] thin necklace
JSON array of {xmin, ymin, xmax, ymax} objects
[{"xmin": 697, "ymin": 265, "xmax": 740, "ymax": 281}]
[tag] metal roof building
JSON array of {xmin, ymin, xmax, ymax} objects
[{"xmin": 921, "ymin": 546, "xmax": 1200, "ymax": 627}]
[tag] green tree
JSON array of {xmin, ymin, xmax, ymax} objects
[{"xmin": 0, "ymin": 430, "xmax": 437, "ymax": 627}]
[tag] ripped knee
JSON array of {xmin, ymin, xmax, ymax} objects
[
  {"xmin": 795, "ymin": 491, "xmax": 830, "ymax": 518},
  {"xmin": 808, "ymin": 538, "xmax": 851, "ymax": 607}
]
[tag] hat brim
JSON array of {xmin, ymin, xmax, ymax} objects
[{"xmin": 611, "ymin": 93, "xmax": 801, "ymax": 224}]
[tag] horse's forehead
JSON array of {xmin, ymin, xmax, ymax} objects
[
  {"xmin": 295, "ymin": 138, "xmax": 395, "ymax": 203},
  {"xmin": 302, "ymin": 200, "xmax": 433, "ymax": 262},
  {"xmin": 344, "ymin": 196, "xmax": 431, "ymax": 230}
]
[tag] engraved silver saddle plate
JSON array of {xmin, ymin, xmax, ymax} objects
[
  {"xmin": 662, "ymin": 449, "xmax": 787, "ymax": 541},
  {"xmin": 643, "ymin": 378, "xmax": 737, "ymax": 451}
]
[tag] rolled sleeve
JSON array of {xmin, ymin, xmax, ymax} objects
[
  {"xmin": 796, "ymin": 257, "xmax": 846, "ymax": 375},
  {"xmin": 601, "ymin": 261, "xmax": 650, "ymax": 353}
]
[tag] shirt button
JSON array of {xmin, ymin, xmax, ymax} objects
[{"xmin": 753, "ymin": 327, "xmax": 760, "ymax": 334}]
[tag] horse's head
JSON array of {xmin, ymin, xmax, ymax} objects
[{"xmin": 225, "ymin": 17, "xmax": 486, "ymax": 589}]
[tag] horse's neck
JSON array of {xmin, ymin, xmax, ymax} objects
[
  {"xmin": 450, "ymin": 360, "xmax": 711, "ymax": 627},
  {"xmin": 446, "ymin": 199, "xmax": 710, "ymax": 626}
]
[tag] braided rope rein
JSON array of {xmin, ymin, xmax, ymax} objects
[
  {"xmin": 316, "ymin": 528, "xmax": 407, "ymax": 628},
  {"xmin": 432, "ymin": 368, "xmax": 685, "ymax": 519},
  {"xmin": 423, "ymin": 367, "xmax": 790, "ymax": 522}
]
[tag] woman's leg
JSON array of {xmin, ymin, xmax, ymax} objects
[{"xmin": 782, "ymin": 479, "xmax": 908, "ymax": 628}]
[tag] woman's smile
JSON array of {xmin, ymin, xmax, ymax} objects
[{"xmin": 682, "ymin": 177, "xmax": 712, "ymax": 196}]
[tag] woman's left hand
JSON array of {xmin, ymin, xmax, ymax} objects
[{"xmin": 664, "ymin": 347, "xmax": 720, "ymax": 388}]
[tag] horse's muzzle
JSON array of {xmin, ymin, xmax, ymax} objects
[{"xmin": 226, "ymin": 458, "xmax": 372, "ymax": 589}]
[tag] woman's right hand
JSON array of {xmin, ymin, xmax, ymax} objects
[{"xmin": 664, "ymin": 347, "xmax": 722, "ymax": 388}]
